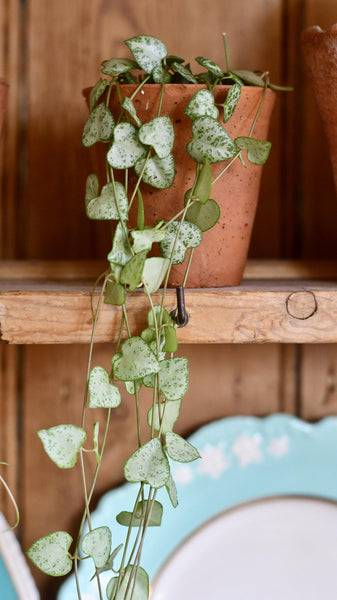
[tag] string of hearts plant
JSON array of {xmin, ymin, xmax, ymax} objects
[{"xmin": 27, "ymin": 34, "xmax": 288, "ymax": 600}]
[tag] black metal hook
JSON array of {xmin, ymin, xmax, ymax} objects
[{"xmin": 170, "ymin": 285, "xmax": 189, "ymax": 327}]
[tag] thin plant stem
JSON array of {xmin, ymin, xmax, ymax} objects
[{"xmin": 223, "ymin": 32, "xmax": 231, "ymax": 73}]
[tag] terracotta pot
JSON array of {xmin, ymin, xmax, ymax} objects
[
  {"xmin": 87, "ymin": 83, "xmax": 275, "ymax": 287},
  {"xmin": 0, "ymin": 79, "xmax": 9, "ymax": 137},
  {"xmin": 301, "ymin": 25, "xmax": 337, "ymax": 196}
]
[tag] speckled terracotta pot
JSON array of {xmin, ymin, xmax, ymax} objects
[
  {"xmin": 87, "ymin": 83, "xmax": 275, "ymax": 287},
  {"xmin": 0, "ymin": 79, "xmax": 8, "ymax": 137},
  {"xmin": 301, "ymin": 25, "xmax": 337, "ymax": 196}
]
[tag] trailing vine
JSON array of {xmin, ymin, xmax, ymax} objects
[{"xmin": 27, "ymin": 34, "xmax": 288, "ymax": 600}]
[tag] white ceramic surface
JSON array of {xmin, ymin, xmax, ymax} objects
[{"xmin": 151, "ymin": 496, "xmax": 337, "ymax": 599}]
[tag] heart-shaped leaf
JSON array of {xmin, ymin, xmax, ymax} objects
[
  {"xmin": 125, "ymin": 379, "xmax": 142, "ymax": 395},
  {"xmin": 86, "ymin": 182, "xmax": 128, "ymax": 220},
  {"xmin": 88, "ymin": 366, "xmax": 121, "ymax": 408},
  {"xmin": 152, "ymin": 64, "xmax": 172, "ymax": 83},
  {"xmin": 120, "ymin": 249, "xmax": 148, "ymax": 291},
  {"xmin": 113, "ymin": 337, "xmax": 159, "ymax": 381},
  {"xmin": 165, "ymin": 473, "xmax": 178, "ymax": 508},
  {"xmin": 104, "ymin": 277, "xmax": 126, "ymax": 306},
  {"xmin": 139, "ymin": 116, "xmax": 174, "ymax": 159},
  {"xmin": 166, "ymin": 432, "xmax": 200, "ymax": 463},
  {"xmin": 27, "ymin": 531, "xmax": 73, "ymax": 576},
  {"xmin": 135, "ymin": 153, "xmax": 175, "ymax": 189},
  {"xmin": 131, "ymin": 229, "xmax": 166, "ymax": 253},
  {"xmin": 101, "ymin": 57, "xmax": 138, "ymax": 76},
  {"xmin": 171, "ymin": 61, "xmax": 198, "ymax": 83},
  {"xmin": 195, "ymin": 56, "xmax": 224, "ymax": 78},
  {"xmin": 122, "ymin": 97, "xmax": 142, "ymax": 127},
  {"xmin": 193, "ymin": 158, "xmax": 212, "ymax": 203},
  {"xmin": 235, "ymin": 136, "xmax": 272, "ymax": 165},
  {"xmin": 125, "ymin": 35, "xmax": 167, "ymax": 73},
  {"xmin": 107, "ymin": 565, "xmax": 149, "ymax": 600},
  {"xmin": 159, "ymin": 220, "xmax": 202, "ymax": 264},
  {"xmin": 144, "ymin": 357, "xmax": 189, "ymax": 401},
  {"xmin": 38, "ymin": 425, "xmax": 86, "ymax": 469},
  {"xmin": 187, "ymin": 116, "xmax": 237, "ymax": 164},
  {"xmin": 223, "ymin": 83, "xmax": 242, "ymax": 122},
  {"xmin": 231, "ymin": 69, "xmax": 265, "ymax": 87},
  {"xmin": 116, "ymin": 500, "xmax": 163, "ymax": 527},
  {"xmin": 81, "ymin": 526, "xmax": 112, "ymax": 569},
  {"xmin": 142, "ymin": 257, "xmax": 169, "ymax": 293},
  {"xmin": 124, "ymin": 438, "xmax": 170, "ymax": 488},
  {"xmin": 185, "ymin": 198, "xmax": 220, "ymax": 231},
  {"xmin": 163, "ymin": 324, "xmax": 178, "ymax": 353},
  {"xmin": 89, "ymin": 78, "xmax": 108, "ymax": 112},
  {"xmin": 108, "ymin": 222, "xmax": 133, "ymax": 266},
  {"xmin": 107, "ymin": 122, "xmax": 148, "ymax": 169},
  {"xmin": 184, "ymin": 89, "xmax": 219, "ymax": 121},
  {"xmin": 82, "ymin": 103, "xmax": 114, "ymax": 147},
  {"xmin": 147, "ymin": 399, "xmax": 181, "ymax": 433},
  {"xmin": 85, "ymin": 173, "xmax": 99, "ymax": 207}
]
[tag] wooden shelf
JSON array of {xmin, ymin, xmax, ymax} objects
[{"xmin": 1, "ymin": 260, "xmax": 337, "ymax": 344}]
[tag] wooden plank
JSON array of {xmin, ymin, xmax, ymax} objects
[
  {"xmin": 300, "ymin": 344, "xmax": 337, "ymax": 420},
  {"xmin": 2, "ymin": 279, "xmax": 337, "ymax": 344}
]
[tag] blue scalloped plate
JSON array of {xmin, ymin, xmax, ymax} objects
[{"xmin": 58, "ymin": 414, "xmax": 337, "ymax": 600}]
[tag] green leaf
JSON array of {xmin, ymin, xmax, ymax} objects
[
  {"xmin": 193, "ymin": 159, "xmax": 212, "ymax": 203},
  {"xmin": 85, "ymin": 174, "xmax": 99, "ymax": 207},
  {"xmin": 235, "ymin": 136, "xmax": 272, "ymax": 165},
  {"xmin": 139, "ymin": 116, "xmax": 174, "ymax": 159},
  {"xmin": 38, "ymin": 425, "xmax": 86, "ymax": 469},
  {"xmin": 152, "ymin": 64, "xmax": 172, "ymax": 83},
  {"xmin": 27, "ymin": 532, "xmax": 73, "ymax": 577},
  {"xmin": 116, "ymin": 500, "xmax": 163, "ymax": 527},
  {"xmin": 81, "ymin": 526, "xmax": 112, "ymax": 569},
  {"xmin": 187, "ymin": 116, "xmax": 237, "ymax": 164},
  {"xmin": 108, "ymin": 222, "xmax": 133, "ymax": 266},
  {"xmin": 171, "ymin": 61, "xmax": 198, "ymax": 83},
  {"xmin": 125, "ymin": 379, "xmax": 142, "ymax": 395},
  {"xmin": 122, "ymin": 97, "xmax": 142, "ymax": 127},
  {"xmin": 142, "ymin": 257, "xmax": 169, "ymax": 293},
  {"xmin": 101, "ymin": 57, "xmax": 138, "ymax": 75},
  {"xmin": 223, "ymin": 83, "xmax": 242, "ymax": 122},
  {"xmin": 113, "ymin": 337, "xmax": 159, "ymax": 381},
  {"xmin": 185, "ymin": 198, "xmax": 220, "ymax": 232},
  {"xmin": 125, "ymin": 35, "xmax": 167, "ymax": 73},
  {"xmin": 161, "ymin": 357, "xmax": 189, "ymax": 400},
  {"xmin": 137, "ymin": 189, "xmax": 144, "ymax": 230},
  {"xmin": 124, "ymin": 438, "xmax": 170, "ymax": 488},
  {"xmin": 86, "ymin": 182, "xmax": 128, "ymax": 220},
  {"xmin": 107, "ymin": 122, "xmax": 148, "ymax": 169},
  {"xmin": 231, "ymin": 69, "xmax": 265, "ymax": 87},
  {"xmin": 120, "ymin": 249, "xmax": 148, "ymax": 291},
  {"xmin": 159, "ymin": 220, "xmax": 202, "ymax": 264},
  {"xmin": 166, "ymin": 432, "xmax": 200, "ymax": 463},
  {"xmin": 131, "ymin": 229, "xmax": 166, "ymax": 253},
  {"xmin": 147, "ymin": 306, "xmax": 172, "ymax": 328},
  {"xmin": 82, "ymin": 103, "xmax": 114, "ymax": 147},
  {"xmin": 104, "ymin": 278, "xmax": 126, "ymax": 306},
  {"xmin": 89, "ymin": 78, "xmax": 107, "ymax": 112},
  {"xmin": 147, "ymin": 399, "xmax": 181, "ymax": 433},
  {"xmin": 195, "ymin": 56, "xmax": 224, "ymax": 78},
  {"xmin": 93, "ymin": 421, "xmax": 100, "ymax": 464},
  {"xmin": 88, "ymin": 366, "xmax": 121, "ymax": 408},
  {"xmin": 165, "ymin": 473, "xmax": 178, "ymax": 508},
  {"xmin": 163, "ymin": 324, "xmax": 178, "ymax": 353},
  {"xmin": 135, "ymin": 153, "xmax": 175, "ymax": 189},
  {"xmin": 184, "ymin": 89, "xmax": 219, "ymax": 121},
  {"xmin": 107, "ymin": 565, "xmax": 149, "ymax": 600}
]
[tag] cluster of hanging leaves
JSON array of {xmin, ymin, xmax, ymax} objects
[{"xmin": 27, "ymin": 34, "xmax": 277, "ymax": 599}]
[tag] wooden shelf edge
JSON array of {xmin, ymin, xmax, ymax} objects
[{"xmin": 1, "ymin": 260, "xmax": 337, "ymax": 344}]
